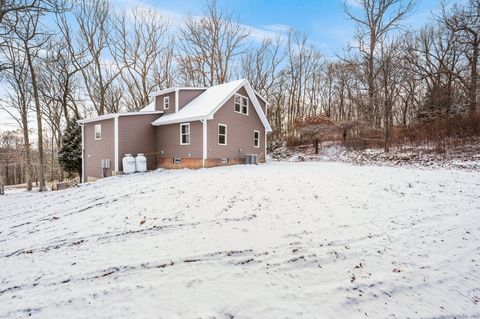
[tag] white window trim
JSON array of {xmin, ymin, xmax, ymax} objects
[
  {"xmin": 180, "ymin": 123, "xmax": 190, "ymax": 145},
  {"xmin": 234, "ymin": 93, "xmax": 248, "ymax": 115},
  {"xmin": 94, "ymin": 124, "xmax": 102, "ymax": 141},
  {"xmin": 218, "ymin": 123, "xmax": 227, "ymax": 146},
  {"xmin": 254, "ymin": 130, "xmax": 260, "ymax": 148},
  {"xmin": 164, "ymin": 96, "xmax": 170, "ymax": 109}
]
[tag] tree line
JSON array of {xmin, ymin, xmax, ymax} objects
[{"xmin": 0, "ymin": 0, "xmax": 479, "ymax": 190}]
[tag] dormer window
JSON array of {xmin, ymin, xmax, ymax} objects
[
  {"xmin": 234, "ymin": 93, "xmax": 248, "ymax": 115},
  {"xmin": 163, "ymin": 96, "xmax": 170, "ymax": 109}
]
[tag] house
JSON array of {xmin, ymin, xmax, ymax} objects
[{"xmin": 78, "ymin": 79, "xmax": 272, "ymax": 182}]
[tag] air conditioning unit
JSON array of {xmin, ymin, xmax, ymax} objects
[
  {"xmin": 245, "ymin": 154, "xmax": 258, "ymax": 165},
  {"xmin": 101, "ymin": 159, "xmax": 110, "ymax": 168}
]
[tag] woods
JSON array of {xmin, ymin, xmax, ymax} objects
[{"xmin": 0, "ymin": 0, "xmax": 479, "ymax": 189}]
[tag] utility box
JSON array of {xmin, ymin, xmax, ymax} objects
[{"xmin": 101, "ymin": 159, "xmax": 110, "ymax": 169}]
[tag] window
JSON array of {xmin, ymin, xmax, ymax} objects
[
  {"xmin": 180, "ymin": 123, "xmax": 190, "ymax": 145},
  {"xmin": 163, "ymin": 96, "xmax": 170, "ymax": 109},
  {"xmin": 218, "ymin": 124, "xmax": 227, "ymax": 145},
  {"xmin": 94, "ymin": 124, "xmax": 101, "ymax": 140},
  {"xmin": 234, "ymin": 93, "xmax": 248, "ymax": 115},
  {"xmin": 254, "ymin": 130, "xmax": 260, "ymax": 148}
]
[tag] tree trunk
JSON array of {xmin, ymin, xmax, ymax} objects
[
  {"xmin": 21, "ymin": 113, "xmax": 33, "ymax": 191},
  {"xmin": 469, "ymin": 43, "xmax": 478, "ymax": 112},
  {"xmin": 0, "ymin": 164, "xmax": 4, "ymax": 195},
  {"xmin": 26, "ymin": 44, "xmax": 47, "ymax": 191}
]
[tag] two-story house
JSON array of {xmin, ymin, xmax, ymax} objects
[{"xmin": 78, "ymin": 79, "xmax": 272, "ymax": 182}]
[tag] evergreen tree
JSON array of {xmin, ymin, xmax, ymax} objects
[{"xmin": 58, "ymin": 118, "xmax": 82, "ymax": 178}]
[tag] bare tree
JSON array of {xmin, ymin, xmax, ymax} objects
[
  {"xmin": 0, "ymin": 0, "xmax": 58, "ymax": 71},
  {"xmin": 240, "ymin": 36, "xmax": 285, "ymax": 98},
  {"xmin": 443, "ymin": 0, "xmax": 480, "ymax": 112},
  {"xmin": 111, "ymin": 7, "xmax": 171, "ymax": 111},
  {"xmin": 63, "ymin": 0, "xmax": 122, "ymax": 116},
  {"xmin": 11, "ymin": 6, "xmax": 51, "ymax": 191},
  {"xmin": 379, "ymin": 37, "xmax": 403, "ymax": 152},
  {"xmin": 344, "ymin": 0, "xmax": 414, "ymax": 126},
  {"xmin": 0, "ymin": 41, "xmax": 33, "ymax": 190},
  {"xmin": 178, "ymin": 0, "xmax": 249, "ymax": 86}
]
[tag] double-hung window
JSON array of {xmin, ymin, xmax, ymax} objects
[
  {"xmin": 234, "ymin": 93, "xmax": 248, "ymax": 115},
  {"xmin": 218, "ymin": 124, "xmax": 227, "ymax": 145},
  {"xmin": 94, "ymin": 124, "xmax": 102, "ymax": 140},
  {"xmin": 180, "ymin": 123, "xmax": 190, "ymax": 145},
  {"xmin": 254, "ymin": 130, "xmax": 260, "ymax": 148},
  {"xmin": 164, "ymin": 96, "xmax": 170, "ymax": 109}
]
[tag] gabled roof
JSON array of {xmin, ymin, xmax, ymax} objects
[
  {"xmin": 151, "ymin": 79, "xmax": 272, "ymax": 132},
  {"xmin": 149, "ymin": 87, "xmax": 207, "ymax": 98},
  {"xmin": 139, "ymin": 100, "xmax": 156, "ymax": 112}
]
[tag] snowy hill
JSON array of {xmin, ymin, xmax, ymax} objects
[{"xmin": 1, "ymin": 162, "xmax": 479, "ymax": 318}]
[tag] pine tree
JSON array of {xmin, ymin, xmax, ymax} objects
[{"xmin": 58, "ymin": 118, "xmax": 82, "ymax": 178}]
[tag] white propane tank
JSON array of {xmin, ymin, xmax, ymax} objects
[
  {"xmin": 135, "ymin": 153, "xmax": 147, "ymax": 172},
  {"xmin": 122, "ymin": 154, "xmax": 136, "ymax": 174}
]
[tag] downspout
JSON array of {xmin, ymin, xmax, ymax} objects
[
  {"xmin": 201, "ymin": 118, "xmax": 207, "ymax": 167},
  {"xmin": 265, "ymin": 131, "xmax": 267, "ymax": 162},
  {"xmin": 80, "ymin": 123, "xmax": 85, "ymax": 183},
  {"xmin": 114, "ymin": 115, "xmax": 119, "ymax": 173},
  {"xmin": 175, "ymin": 89, "xmax": 179, "ymax": 112}
]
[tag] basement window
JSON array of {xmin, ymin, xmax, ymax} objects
[
  {"xmin": 254, "ymin": 130, "xmax": 260, "ymax": 148},
  {"xmin": 94, "ymin": 124, "xmax": 102, "ymax": 140},
  {"xmin": 164, "ymin": 96, "xmax": 170, "ymax": 109},
  {"xmin": 180, "ymin": 123, "xmax": 190, "ymax": 145},
  {"xmin": 218, "ymin": 124, "xmax": 227, "ymax": 145},
  {"xmin": 234, "ymin": 93, "xmax": 248, "ymax": 115}
]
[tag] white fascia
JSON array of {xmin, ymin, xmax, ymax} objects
[
  {"xmin": 201, "ymin": 118, "xmax": 208, "ymax": 167},
  {"xmin": 114, "ymin": 115, "xmax": 119, "ymax": 172}
]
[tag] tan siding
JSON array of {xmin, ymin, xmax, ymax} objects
[
  {"xmin": 84, "ymin": 119, "xmax": 115, "ymax": 179},
  {"xmin": 207, "ymin": 86, "xmax": 266, "ymax": 160},
  {"xmin": 178, "ymin": 89, "xmax": 205, "ymax": 110},
  {"xmin": 118, "ymin": 114, "xmax": 159, "ymax": 171},
  {"xmin": 155, "ymin": 121, "xmax": 203, "ymax": 159},
  {"xmin": 155, "ymin": 91, "xmax": 176, "ymax": 113}
]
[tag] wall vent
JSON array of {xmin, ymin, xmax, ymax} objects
[
  {"xmin": 245, "ymin": 154, "xmax": 258, "ymax": 165},
  {"xmin": 173, "ymin": 158, "xmax": 182, "ymax": 164},
  {"xmin": 221, "ymin": 158, "xmax": 229, "ymax": 164}
]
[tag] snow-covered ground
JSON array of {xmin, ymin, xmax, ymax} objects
[
  {"xmin": 1, "ymin": 162, "xmax": 479, "ymax": 318},
  {"xmin": 270, "ymin": 139, "xmax": 480, "ymax": 171}
]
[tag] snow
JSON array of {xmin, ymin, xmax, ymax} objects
[
  {"xmin": 270, "ymin": 141, "xmax": 480, "ymax": 171},
  {"xmin": 139, "ymin": 100, "xmax": 156, "ymax": 112},
  {"xmin": 1, "ymin": 162, "xmax": 479, "ymax": 318}
]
